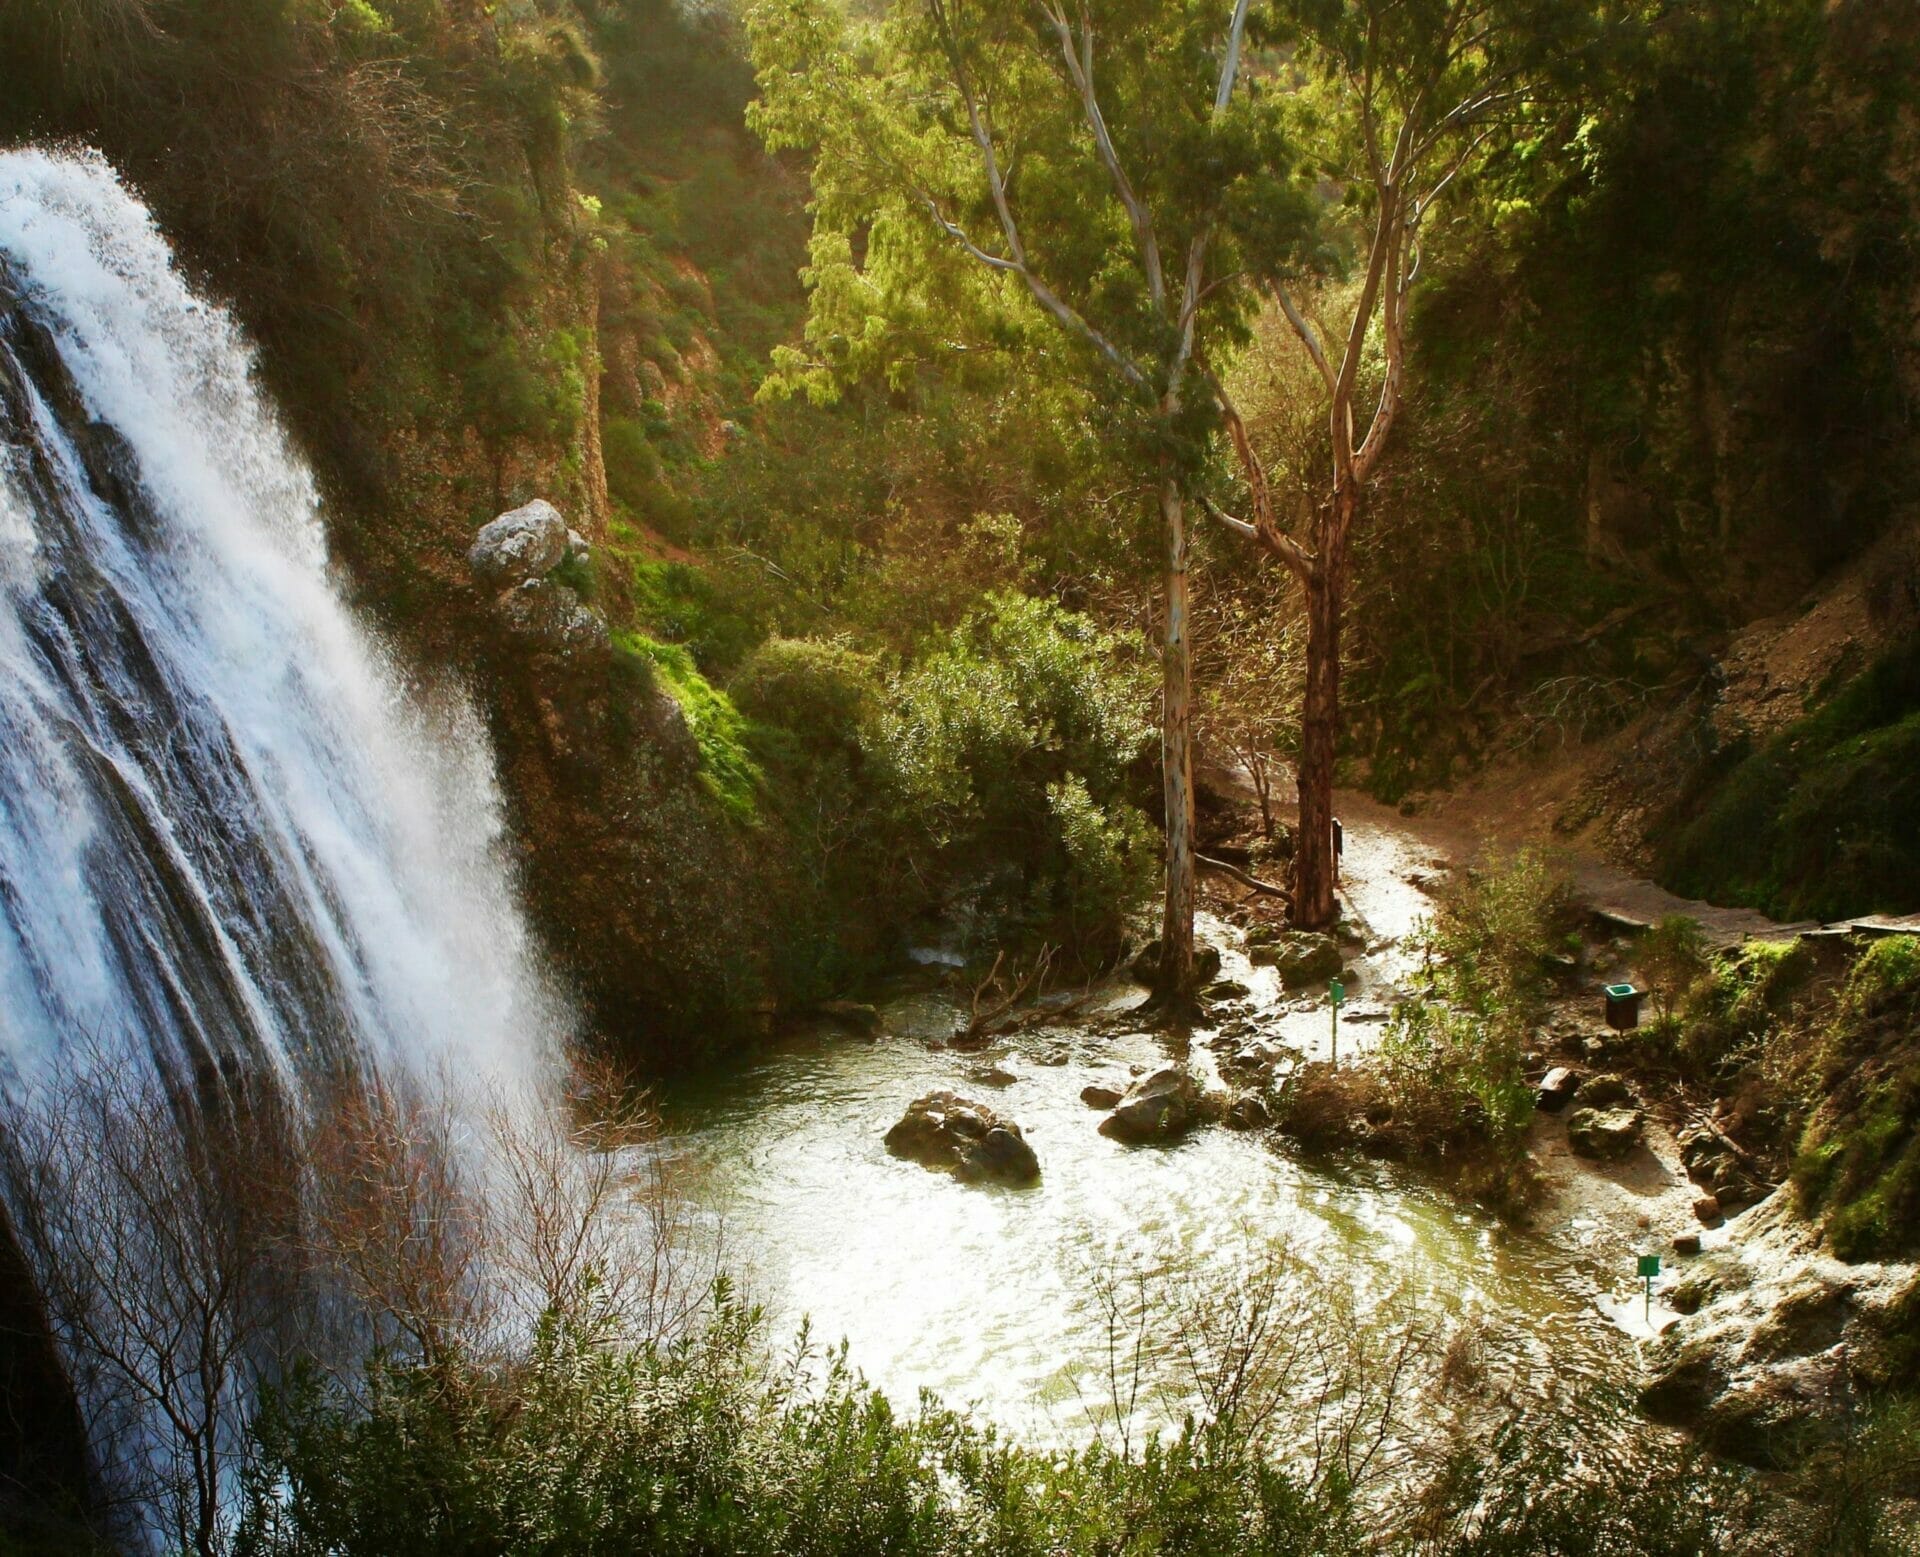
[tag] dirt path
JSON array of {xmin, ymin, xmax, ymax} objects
[
  {"xmin": 1313, "ymin": 787, "xmax": 1747, "ymax": 1323},
  {"xmin": 1331, "ymin": 787, "xmax": 1794, "ymax": 948}
]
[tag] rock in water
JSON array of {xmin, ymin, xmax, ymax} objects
[
  {"xmin": 1247, "ymin": 932, "xmax": 1343, "ymax": 988},
  {"xmin": 816, "ymin": 999, "xmax": 881, "ymax": 1036},
  {"xmin": 1080, "ymin": 1081, "xmax": 1126, "ymax": 1110},
  {"xmin": 885, "ymin": 1091, "xmax": 1039, "ymax": 1185},
  {"xmin": 959, "ymin": 1128, "xmax": 1040, "ymax": 1185},
  {"xmin": 468, "ymin": 498, "xmax": 570, "ymax": 587},
  {"xmin": 1566, "ymin": 1105, "xmax": 1644, "ymax": 1158},
  {"xmin": 1099, "ymin": 1066, "xmax": 1201, "ymax": 1144}
]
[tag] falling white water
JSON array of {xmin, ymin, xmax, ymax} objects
[{"xmin": 0, "ymin": 145, "xmax": 567, "ymax": 1109}]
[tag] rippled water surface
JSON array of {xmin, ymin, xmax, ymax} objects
[{"xmin": 660, "ymin": 981, "xmax": 1643, "ymax": 1450}]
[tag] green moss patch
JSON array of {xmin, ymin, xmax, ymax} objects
[
  {"xmin": 1791, "ymin": 935, "xmax": 1920, "ymax": 1261},
  {"xmin": 615, "ymin": 633, "xmax": 761, "ymax": 823}
]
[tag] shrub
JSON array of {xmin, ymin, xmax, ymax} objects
[
  {"xmin": 1046, "ymin": 776, "xmax": 1159, "ymax": 952},
  {"xmin": 1637, "ymin": 914, "xmax": 1711, "ymax": 1026},
  {"xmin": 1416, "ymin": 849, "xmax": 1578, "ymax": 1027},
  {"xmin": 730, "ymin": 637, "xmax": 880, "ymax": 754},
  {"xmin": 870, "ymin": 592, "xmax": 1155, "ymax": 957},
  {"xmin": 1677, "ymin": 937, "xmax": 1814, "ymax": 1076}
]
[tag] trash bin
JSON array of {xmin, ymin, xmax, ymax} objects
[{"xmin": 1604, "ymin": 982, "xmax": 1643, "ymax": 1032}]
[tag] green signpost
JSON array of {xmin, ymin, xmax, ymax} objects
[
  {"xmin": 1637, "ymin": 1252, "xmax": 1661, "ymax": 1322},
  {"xmin": 1329, "ymin": 978, "xmax": 1344, "ymax": 1066}
]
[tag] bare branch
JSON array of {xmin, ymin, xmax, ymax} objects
[
  {"xmin": 1273, "ymin": 285, "xmax": 1337, "ymax": 396},
  {"xmin": 1202, "ymin": 494, "xmax": 1259, "ymax": 542},
  {"xmin": 1197, "ymin": 852, "xmax": 1289, "ymax": 898},
  {"xmin": 1202, "ymin": 494, "xmax": 1316, "ymax": 581}
]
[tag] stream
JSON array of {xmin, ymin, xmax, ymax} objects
[{"xmin": 659, "ymin": 810, "xmax": 1653, "ymax": 1456}]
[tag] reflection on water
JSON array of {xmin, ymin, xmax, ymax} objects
[{"xmin": 658, "ymin": 990, "xmax": 1640, "ymax": 1453}]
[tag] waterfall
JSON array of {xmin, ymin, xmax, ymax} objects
[{"xmin": 0, "ymin": 146, "xmax": 566, "ymax": 1105}]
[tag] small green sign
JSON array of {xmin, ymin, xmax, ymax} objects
[
  {"xmin": 1329, "ymin": 979, "xmax": 1345, "ymax": 1007},
  {"xmin": 1637, "ymin": 1253, "xmax": 1661, "ymax": 1279}
]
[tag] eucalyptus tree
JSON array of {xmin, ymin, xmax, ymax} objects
[
  {"xmin": 1203, "ymin": 0, "xmax": 1602, "ymax": 929},
  {"xmin": 747, "ymin": 0, "xmax": 1312, "ymax": 1002}
]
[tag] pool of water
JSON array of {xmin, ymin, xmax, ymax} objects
[{"xmin": 657, "ymin": 987, "xmax": 1642, "ymax": 1453}]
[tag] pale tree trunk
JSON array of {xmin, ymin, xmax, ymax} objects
[{"xmin": 1157, "ymin": 467, "xmax": 1198, "ymax": 998}]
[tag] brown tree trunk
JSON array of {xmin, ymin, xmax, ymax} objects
[
  {"xmin": 1157, "ymin": 470, "xmax": 1197, "ymax": 997},
  {"xmin": 1292, "ymin": 492, "xmax": 1350, "ymax": 932}
]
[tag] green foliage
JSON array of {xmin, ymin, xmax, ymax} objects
[
  {"xmin": 235, "ymin": 1286, "xmax": 1366, "ymax": 1557},
  {"xmin": 627, "ymin": 559, "xmax": 765, "ymax": 673},
  {"xmin": 1791, "ymin": 936, "xmax": 1920, "ymax": 1261},
  {"xmin": 872, "ymin": 592, "xmax": 1155, "ymax": 957},
  {"xmin": 1377, "ymin": 999, "xmax": 1536, "ymax": 1156},
  {"xmin": 233, "ymin": 1284, "xmax": 1785, "ymax": 1557},
  {"xmin": 729, "ymin": 636, "xmax": 893, "ymax": 998},
  {"xmin": 1351, "ymin": 0, "xmax": 1920, "ymax": 795},
  {"xmin": 1377, "ymin": 851, "xmax": 1579, "ymax": 1170},
  {"xmin": 745, "ymin": 0, "xmax": 1314, "ymax": 466},
  {"xmin": 1417, "ymin": 849, "xmax": 1578, "ymax": 1027},
  {"xmin": 617, "ymin": 634, "xmax": 762, "ymax": 823},
  {"xmin": 1658, "ymin": 640, "xmax": 1920, "ymax": 923},
  {"xmin": 1046, "ymin": 776, "xmax": 1159, "ymax": 952},
  {"xmin": 1675, "ymin": 938, "xmax": 1813, "ymax": 1077},
  {"xmin": 731, "ymin": 638, "xmax": 881, "ymax": 754},
  {"xmin": 1637, "ymin": 914, "xmax": 1710, "ymax": 1026}
]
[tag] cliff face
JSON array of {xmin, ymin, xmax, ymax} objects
[{"xmin": 0, "ymin": 0, "xmax": 815, "ymax": 1063}]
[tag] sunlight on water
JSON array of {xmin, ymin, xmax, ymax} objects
[{"xmin": 662, "ymin": 996, "xmax": 1641, "ymax": 1453}]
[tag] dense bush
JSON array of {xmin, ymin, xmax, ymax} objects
[
  {"xmin": 872, "ymin": 592, "xmax": 1156, "ymax": 960},
  {"xmin": 232, "ymin": 1283, "xmax": 1787, "ymax": 1557},
  {"xmin": 1284, "ymin": 853, "xmax": 1577, "ymax": 1204},
  {"xmin": 1388, "ymin": 851, "xmax": 1577, "ymax": 1148}
]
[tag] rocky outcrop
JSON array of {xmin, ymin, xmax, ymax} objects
[
  {"xmin": 469, "ymin": 500, "xmax": 610, "ymax": 665},
  {"xmin": 1098, "ymin": 1066, "xmax": 1201, "ymax": 1144},
  {"xmin": 1641, "ymin": 1191, "xmax": 1920, "ymax": 1466},
  {"xmin": 885, "ymin": 1092, "xmax": 1040, "ymax": 1185},
  {"xmin": 468, "ymin": 498, "xmax": 571, "ymax": 587},
  {"xmin": 1566, "ymin": 1105, "xmax": 1644, "ymax": 1158},
  {"xmin": 464, "ymin": 496, "xmax": 786, "ymax": 1067}
]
